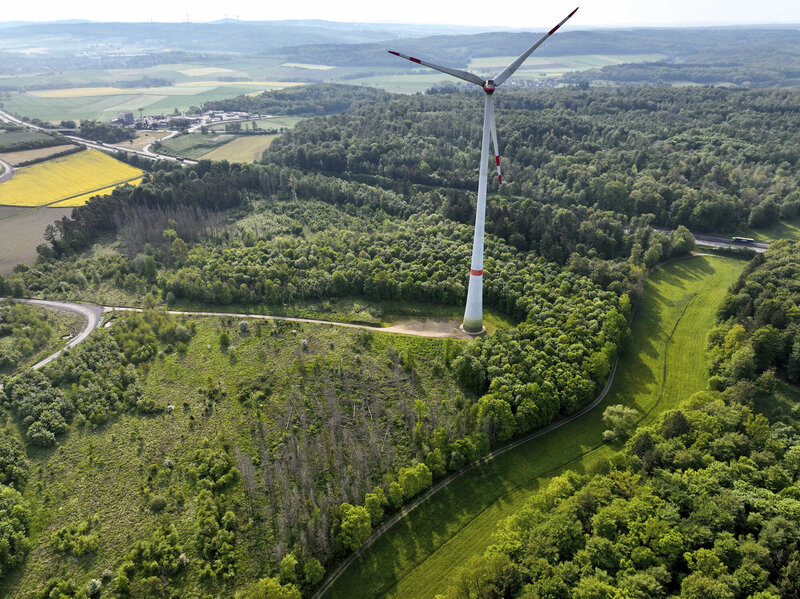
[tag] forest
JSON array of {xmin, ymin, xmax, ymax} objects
[
  {"xmin": 261, "ymin": 86, "xmax": 800, "ymax": 235},
  {"xmin": 0, "ymin": 81, "xmax": 798, "ymax": 598},
  {"xmin": 203, "ymin": 84, "xmax": 390, "ymax": 116},
  {"xmin": 436, "ymin": 241, "xmax": 800, "ymax": 599}
]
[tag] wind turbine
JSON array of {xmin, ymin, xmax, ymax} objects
[{"xmin": 388, "ymin": 8, "xmax": 578, "ymax": 334}]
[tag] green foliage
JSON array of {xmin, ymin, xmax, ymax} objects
[
  {"xmin": 205, "ymin": 83, "xmax": 388, "ymax": 116},
  {"xmin": 397, "ymin": 462, "xmax": 433, "ymax": 501},
  {"xmin": 190, "ymin": 442, "xmax": 240, "ymax": 583},
  {"xmin": 109, "ymin": 523, "xmax": 185, "ymax": 597},
  {"xmin": 279, "ymin": 553, "xmax": 298, "ymax": 584},
  {"xmin": 601, "ymin": 404, "xmax": 639, "ymax": 441},
  {"xmin": 0, "ymin": 301, "xmax": 55, "ymax": 371},
  {"xmin": 52, "ymin": 515, "xmax": 100, "ymax": 556},
  {"xmin": 0, "ymin": 431, "xmax": 28, "ymax": 489},
  {"xmin": 78, "ymin": 120, "xmax": 135, "ymax": 143},
  {"xmin": 0, "ymin": 483, "xmax": 30, "ymax": 581},
  {"xmin": 304, "ymin": 557, "xmax": 325, "ymax": 587},
  {"xmin": 337, "ymin": 503, "xmax": 372, "ymax": 551},
  {"xmin": 234, "ymin": 576, "xmax": 302, "ymax": 599},
  {"xmin": 5, "ymin": 369, "xmax": 73, "ymax": 446}
]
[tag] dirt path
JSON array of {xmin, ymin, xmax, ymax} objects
[{"xmin": 106, "ymin": 306, "xmax": 473, "ymax": 339}]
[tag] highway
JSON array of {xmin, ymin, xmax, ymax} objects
[
  {"xmin": 654, "ymin": 227, "xmax": 769, "ymax": 253},
  {"xmin": 0, "ymin": 108, "xmax": 196, "ymax": 165}
]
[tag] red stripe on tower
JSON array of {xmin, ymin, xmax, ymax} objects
[
  {"xmin": 470, "ymin": 269, "xmax": 483, "ymax": 276},
  {"xmin": 410, "ymin": 57, "xmax": 421, "ymax": 64}
]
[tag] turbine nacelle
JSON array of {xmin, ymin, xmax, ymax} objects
[{"xmin": 483, "ymin": 80, "xmax": 496, "ymax": 95}]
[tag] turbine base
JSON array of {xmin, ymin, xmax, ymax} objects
[{"xmin": 460, "ymin": 319, "xmax": 486, "ymax": 336}]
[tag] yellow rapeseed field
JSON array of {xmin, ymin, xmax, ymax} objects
[
  {"xmin": 49, "ymin": 177, "xmax": 144, "ymax": 207},
  {"xmin": 0, "ymin": 149, "xmax": 144, "ymax": 207}
]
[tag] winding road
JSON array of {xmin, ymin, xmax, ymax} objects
[
  {"xmin": 10, "ymin": 299, "xmax": 104, "ymax": 369},
  {"xmin": 0, "ymin": 159, "xmax": 14, "ymax": 184}
]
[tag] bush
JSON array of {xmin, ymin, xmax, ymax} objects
[
  {"xmin": 602, "ymin": 404, "xmax": 639, "ymax": 441},
  {"xmin": 149, "ymin": 495, "xmax": 167, "ymax": 512},
  {"xmin": 0, "ymin": 484, "xmax": 30, "ymax": 580}
]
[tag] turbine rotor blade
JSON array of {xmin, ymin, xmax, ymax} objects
[
  {"xmin": 487, "ymin": 96, "xmax": 502, "ymax": 184},
  {"xmin": 387, "ymin": 50, "xmax": 485, "ymax": 87},
  {"xmin": 493, "ymin": 7, "xmax": 579, "ymax": 86}
]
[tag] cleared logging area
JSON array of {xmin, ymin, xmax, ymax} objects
[{"xmin": 322, "ymin": 255, "xmax": 746, "ymax": 599}]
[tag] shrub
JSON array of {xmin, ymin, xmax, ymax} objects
[
  {"xmin": 149, "ymin": 495, "xmax": 167, "ymax": 512},
  {"xmin": 602, "ymin": 404, "xmax": 639, "ymax": 441}
]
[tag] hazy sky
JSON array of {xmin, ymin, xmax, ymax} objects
[{"xmin": 6, "ymin": 0, "xmax": 800, "ymax": 26}]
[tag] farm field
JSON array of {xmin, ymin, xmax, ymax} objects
[
  {"xmin": 48, "ymin": 178, "xmax": 143, "ymax": 207},
  {"xmin": 1, "ymin": 81, "xmax": 305, "ymax": 124},
  {"xmin": 322, "ymin": 254, "xmax": 746, "ymax": 599},
  {"xmin": 0, "ymin": 144, "xmax": 78, "ymax": 166},
  {"xmin": 355, "ymin": 53, "xmax": 668, "ymax": 92},
  {"xmin": 0, "ymin": 205, "xmax": 73, "ymax": 274},
  {"xmin": 199, "ymin": 134, "xmax": 279, "ymax": 162},
  {"xmin": 0, "ymin": 149, "xmax": 143, "ymax": 207}
]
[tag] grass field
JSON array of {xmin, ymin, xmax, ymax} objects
[
  {"xmin": 0, "ymin": 144, "xmax": 77, "ymax": 166},
  {"xmin": 0, "ymin": 149, "xmax": 143, "ymax": 207},
  {"xmin": 156, "ymin": 133, "xmax": 234, "ymax": 159},
  {"xmin": 738, "ymin": 217, "xmax": 800, "ymax": 243},
  {"xmin": 0, "ymin": 205, "xmax": 73, "ymax": 274},
  {"xmin": 111, "ymin": 130, "xmax": 172, "ymax": 152},
  {"xmin": 322, "ymin": 254, "xmax": 746, "ymax": 599},
  {"xmin": 199, "ymin": 134, "xmax": 278, "ymax": 162},
  {"xmin": 206, "ymin": 116, "xmax": 304, "ymax": 132},
  {"xmin": 0, "ymin": 129, "xmax": 62, "ymax": 152}
]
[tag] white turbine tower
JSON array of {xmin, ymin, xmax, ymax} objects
[{"xmin": 388, "ymin": 8, "xmax": 578, "ymax": 334}]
